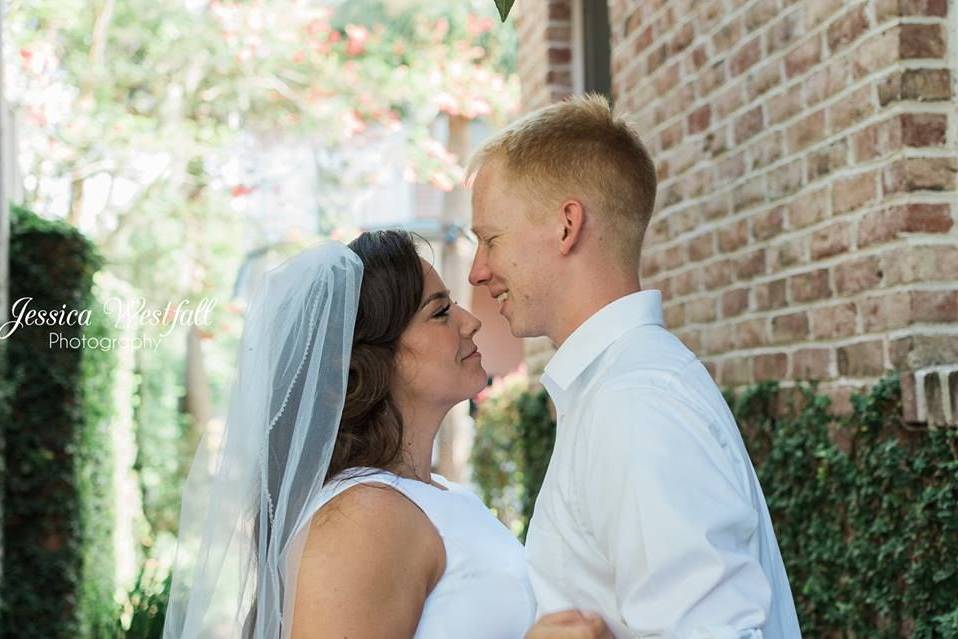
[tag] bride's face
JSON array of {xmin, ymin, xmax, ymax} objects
[{"xmin": 393, "ymin": 260, "xmax": 487, "ymax": 409}]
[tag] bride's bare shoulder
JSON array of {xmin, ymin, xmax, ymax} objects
[{"xmin": 292, "ymin": 482, "xmax": 445, "ymax": 637}]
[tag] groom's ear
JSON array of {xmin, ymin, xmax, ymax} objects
[{"xmin": 558, "ymin": 199, "xmax": 585, "ymax": 256}]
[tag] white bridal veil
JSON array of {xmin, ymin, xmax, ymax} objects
[{"xmin": 163, "ymin": 242, "xmax": 363, "ymax": 638}]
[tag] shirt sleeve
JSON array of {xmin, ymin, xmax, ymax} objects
[{"xmin": 581, "ymin": 384, "xmax": 772, "ymax": 637}]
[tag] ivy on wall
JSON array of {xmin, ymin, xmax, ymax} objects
[
  {"xmin": 473, "ymin": 372, "xmax": 958, "ymax": 636},
  {"xmin": 2, "ymin": 205, "xmax": 117, "ymax": 637}
]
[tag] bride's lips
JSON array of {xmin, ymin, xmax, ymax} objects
[{"xmin": 462, "ymin": 347, "xmax": 480, "ymax": 361}]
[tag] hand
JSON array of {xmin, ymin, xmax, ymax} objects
[{"xmin": 524, "ymin": 610, "xmax": 614, "ymax": 639}]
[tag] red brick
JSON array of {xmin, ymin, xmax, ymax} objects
[
  {"xmin": 719, "ymin": 357, "xmax": 752, "ymax": 385},
  {"xmin": 805, "ymin": 58, "xmax": 852, "ymax": 106},
  {"xmin": 788, "ymin": 186, "xmax": 830, "ymax": 229},
  {"xmin": 879, "ymin": 69, "xmax": 952, "ymax": 105},
  {"xmin": 689, "ymin": 231, "xmax": 716, "ymax": 262},
  {"xmin": 721, "ymin": 287, "xmax": 750, "ymax": 318},
  {"xmin": 807, "ymin": 140, "xmax": 848, "ymax": 182},
  {"xmin": 713, "ymin": 18, "xmax": 744, "ymax": 54},
  {"xmin": 754, "ymin": 353, "xmax": 789, "ymax": 381},
  {"xmin": 747, "ymin": 62, "xmax": 781, "ymax": 100},
  {"xmin": 733, "ymin": 318, "xmax": 768, "ymax": 349},
  {"xmin": 718, "ymin": 218, "xmax": 749, "ymax": 252},
  {"xmin": 806, "ymin": 0, "xmax": 844, "ymax": 28},
  {"xmin": 860, "ymin": 292, "xmax": 912, "ymax": 331},
  {"xmin": 752, "ymin": 207, "xmax": 785, "ymax": 240},
  {"xmin": 670, "ymin": 22, "xmax": 695, "ymax": 53},
  {"xmin": 624, "ymin": 7, "xmax": 644, "ymax": 37},
  {"xmin": 750, "ymin": 131, "xmax": 785, "ymax": 169},
  {"xmin": 837, "ymin": 340, "xmax": 886, "ymax": 376},
  {"xmin": 704, "ymin": 324, "xmax": 735, "ymax": 354},
  {"xmin": 699, "ymin": 61, "xmax": 728, "ymax": 99},
  {"xmin": 702, "ymin": 192, "xmax": 731, "ymax": 220},
  {"xmin": 834, "ymin": 255, "xmax": 882, "ymax": 295},
  {"xmin": 548, "ymin": 1, "xmax": 572, "ymax": 20},
  {"xmin": 654, "ymin": 62, "xmax": 681, "ymax": 96},
  {"xmin": 853, "ymin": 117, "xmax": 903, "ymax": 162},
  {"xmin": 691, "ymin": 44, "xmax": 709, "ymax": 70},
  {"xmin": 829, "ymin": 85, "xmax": 875, "ymax": 133},
  {"xmin": 900, "ymin": 24, "xmax": 946, "ymax": 58},
  {"xmin": 547, "ymin": 25, "xmax": 573, "ymax": 41},
  {"xmin": 768, "ymin": 11, "xmax": 802, "ymax": 54},
  {"xmin": 767, "ymin": 84, "xmax": 803, "ymax": 124},
  {"xmin": 703, "ymin": 258, "xmax": 735, "ymax": 288},
  {"xmin": 754, "ymin": 279, "xmax": 788, "ymax": 311},
  {"xmin": 771, "ymin": 311, "xmax": 810, "ymax": 344},
  {"xmin": 668, "ymin": 205, "xmax": 701, "ymax": 236},
  {"xmin": 859, "ymin": 204, "xmax": 954, "ymax": 247},
  {"xmin": 718, "ymin": 153, "xmax": 747, "ymax": 182},
  {"xmin": 787, "ymin": 110, "xmax": 826, "ymax": 152},
  {"xmin": 659, "ymin": 121, "xmax": 683, "ymax": 150},
  {"xmin": 734, "ymin": 106, "xmax": 764, "ymax": 145},
  {"xmin": 833, "ymin": 171, "xmax": 877, "ymax": 214},
  {"xmin": 911, "ymin": 290, "xmax": 958, "ymax": 322},
  {"xmin": 714, "ymin": 82, "xmax": 744, "ymax": 118},
  {"xmin": 687, "ymin": 296, "xmax": 717, "ymax": 323},
  {"xmin": 635, "ymin": 25, "xmax": 655, "ymax": 54},
  {"xmin": 647, "ymin": 43, "xmax": 668, "ymax": 72},
  {"xmin": 768, "ymin": 160, "xmax": 804, "ymax": 200},
  {"xmin": 672, "ymin": 268, "xmax": 700, "ymax": 296},
  {"xmin": 883, "ymin": 157, "xmax": 958, "ymax": 194},
  {"xmin": 901, "ymin": 113, "xmax": 948, "ymax": 147},
  {"xmin": 811, "ymin": 222, "xmax": 852, "ymax": 260},
  {"xmin": 746, "ymin": 0, "xmax": 779, "ymax": 30},
  {"xmin": 769, "ymin": 236, "xmax": 806, "ymax": 270},
  {"xmin": 731, "ymin": 37, "xmax": 762, "ymax": 76},
  {"xmin": 876, "ymin": 0, "xmax": 948, "ymax": 19},
  {"xmin": 688, "ymin": 104, "xmax": 711, "ymax": 134},
  {"xmin": 790, "ymin": 269, "xmax": 832, "ymax": 303},
  {"xmin": 827, "ymin": 5, "xmax": 869, "ymax": 54},
  {"xmin": 852, "ymin": 28, "xmax": 900, "ymax": 79},
  {"xmin": 785, "ymin": 35, "xmax": 821, "ymax": 77},
  {"xmin": 792, "ymin": 348, "xmax": 833, "ymax": 380},
  {"xmin": 809, "ymin": 302, "xmax": 858, "ymax": 339},
  {"xmin": 548, "ymin": 47, "xmax": 572, "ymax": 64},
  {"xmin": 677, "ymin": 328, "xmax": 703, "ymax": 354},
  {"xmin": 737, "ymin": 249, "xmax": 766, "ymax": 281},
  {"xmin": 664, "ymin": 301, "xmax": 686, "ymax": 328},
  {"xmin": 733, "ymin": 175, "xmax": 766, "ymax": 212}
]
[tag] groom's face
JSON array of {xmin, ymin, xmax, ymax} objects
[{"xmin": 469, "ymin": 159, "xmax": 553, "ymax": 339}]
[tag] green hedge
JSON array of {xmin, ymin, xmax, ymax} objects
[
  {"xmin": 2, "ymin": 205, "xmax": 117, "ymax": 637},
  {"xmin": 472, "ymin": 372, "xmax": 958, "ymax": 636}
]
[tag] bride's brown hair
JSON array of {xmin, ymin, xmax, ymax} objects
[{"xmin": 323, "ymin": 229, "xmax": 424, "ymax": 482}]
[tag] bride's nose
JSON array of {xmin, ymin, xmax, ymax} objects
[{"xmin": 458, "ymin": 308, "xmax": 481, "ymax": 337}]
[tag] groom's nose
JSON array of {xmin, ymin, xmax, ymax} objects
[{"xmin": 468, "ymin": 247, "xmax": 490, "ymax": 287}]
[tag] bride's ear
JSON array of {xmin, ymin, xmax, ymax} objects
[{"xmin": 558, "ymin": 199, "xmax": 585, "ymax": 256}]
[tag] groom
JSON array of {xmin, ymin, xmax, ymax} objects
[{"xmin": 467, "ymin": 95, "xmax": 802, "ymax": 638}]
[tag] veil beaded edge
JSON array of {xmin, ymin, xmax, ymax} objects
[{"xmin": 163, "ymin": 242, "xmax": 363, "ymax": 639}]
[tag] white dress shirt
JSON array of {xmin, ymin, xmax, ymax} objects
[{"xmin": 526, "ymin": 290, "xmax": 801, "ymax": 639}]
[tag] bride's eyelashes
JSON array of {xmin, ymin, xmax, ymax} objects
[{"xmin": 433, "ymin": 303, "xmax": 452, "ymax": 319}]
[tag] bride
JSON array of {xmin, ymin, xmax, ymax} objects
[{"xmin": 163, "ymin": 230, "xmax": 610, "ymax": 638}]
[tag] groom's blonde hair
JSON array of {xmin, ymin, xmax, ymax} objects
[{"xmin": 468, "ymin": 93, "xmax": 657, "ymax": 261}]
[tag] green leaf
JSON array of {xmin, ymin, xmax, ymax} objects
[{"xmin": 494, "ymin": 0, "xmax": 515, "ymax": 22}]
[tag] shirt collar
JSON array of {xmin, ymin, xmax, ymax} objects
[{"xmin": 542, "ymin": 290, "xmax": 663, "ymax": 401}]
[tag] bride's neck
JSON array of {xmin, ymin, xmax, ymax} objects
[{"xmin": 392, "ymin": 400, "xmax": 448, "ymax": 483}]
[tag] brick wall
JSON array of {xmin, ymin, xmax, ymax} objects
[{"xmin": 516, "ymin": 0, "xmax": 958, "ymax": 422}]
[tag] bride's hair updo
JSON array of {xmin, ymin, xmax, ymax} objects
[{"xmin": 324, "ymin": 229, "xmax": 424, "ymax": 482}]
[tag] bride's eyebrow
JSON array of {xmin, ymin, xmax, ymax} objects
[{"xmin": 419, "ymin": 290, "xmax": 450, "ymax": 311}]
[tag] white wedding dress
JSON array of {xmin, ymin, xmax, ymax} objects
[{"xmin": 309, "ymin": 468, "xmax": 537, "ymax": 638}]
